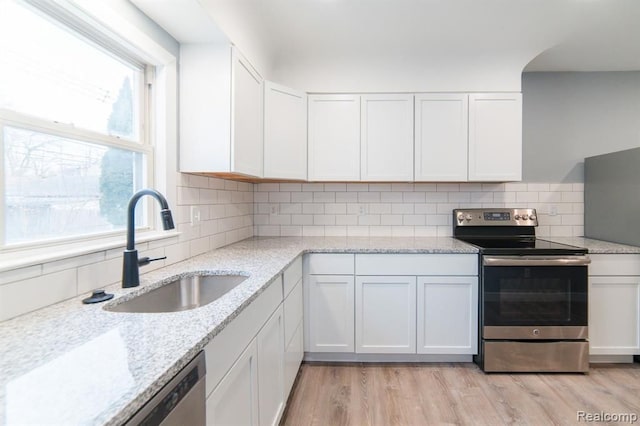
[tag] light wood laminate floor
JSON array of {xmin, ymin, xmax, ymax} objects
[{"xmin": 281, "ymin": 362, "xmax": 640, "ymax": 426}]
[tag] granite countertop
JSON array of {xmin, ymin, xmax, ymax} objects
[
  {"xmin": 0, "ymin": 236, "xmax": 476, "ymax": 426},
  {"xmin": 544, "ymin": 237, "xmax": 640, "ymax": 254}
]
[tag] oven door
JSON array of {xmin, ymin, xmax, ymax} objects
[{"xmin": 482, "ymin": 255, "xmax": 589, "ymax": 339}]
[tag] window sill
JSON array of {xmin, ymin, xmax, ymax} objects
[{"xmin": 0, "ymin": 231, "xmax": 181, "ymax": 273}]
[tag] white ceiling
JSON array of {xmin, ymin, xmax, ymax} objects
[
  {"xmin": 132, "ymin": 0, "xmax": 640, "ymax": 91},
  {"xmin": 197, "ymin": 0, "xmax": 640, "ymax": 72}
]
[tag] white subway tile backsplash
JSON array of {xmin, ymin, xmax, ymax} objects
[
  {"xmin": 336, "ymin": 192, "xmax": 359, "ymax": 202},
  {"xmin": 302, "ymin": 226, "xmax": 325, "ymax": 237},
  {"xmin": 324, "ymin": 183, "xmax": 346, "ymax": 192},
  {"xmin": 269, "ymin": 192, "xmax": 291, "ymax": 203},
  {"xmin": 280, "ymin": 203, "xmax": 303, "ymax": 214},
  {"xmin": 281, "ymin": 226, "xmax": 302, "ymax": 237},
  {"xmin": 303, "ymin": 183, "xmax": 324, "ymax": 192},
  {"xmin": 392, "ymin": 204, "xmax": 414, "ymax": 215},
  {"xmin": 335, "ymin": 215, "xmax": 358, "ymax": 226},
  {"xmin": 562, "ymin": 192, "xmax": 584, "ymax": 203},
  {"xmin": 389, "ymin": 183, "xmax": 413, "ymax": 192},
  {"xmin": 449, "ymin": 192, "xmax": 471, "ymax": 203},
  {"xmin": 292, "ymin": 215, "xmax": 314, "ymax": 225},
  {"xmin": 347, "ymin": 183, "xmax": 369, "ymax": 192},
  {"xmin": 369, "ymin": 203, "xmax": 392, "ymax": 214},
  {"xmin": 325, "ymin": 226, "xmax": 347, "ymax": 236},
  {"xmin": 314, "ymin": 192, "xmax": 336, "ymax": 203},
  {"xmin": 358, "ymin": 192, "xmax": 381, "ymax": 202},
  {"xmin": 381, "ymin": 215, "xmax": 403, "ymax": 226},
  {"xmin": 280, "ymin": 183, "xmax": 302, "ymax": 192},
  {"xmin": 314, "ymin": 215, "xmax": 336, "ymax": 225},
  {"xmin": 303, "ymin": 204, "xmax": 324, "ymax": 214},
  {"xmin": 403, "ymin": 192, "xmax": 426, "ymax": 203},
  {"xmin": 414, "ymin": 183, "xmax": 437, "ymax": 192},
  {"xmin": 0, "ymin": 269, "xmax": 77, "ymax": 322},
  {"xmin": 359, "ymin": 215, "xmax": 381, "ymax": 226},
  {"xmin": 369, "ymin": 183, "xmax": 392, "ymax": 191},
  {"xmin": 325, "ymin": 203, "xmax": 348, "ymax": 214},
  {"xmin": 254, "ymin": 180, "xmax": 584, "ymax": 240},
  {"xmin": 292, "ymin": 192, "xmax": 314, "ymax": 203},
  {"xmin": 403, "ymin": 215, "xmax": 425, "ymax": 226},
  {"xmin": 0, "ymin": 265, "xmax": 42, "ymax": 286},
  {"xmin": 516, "ymin": 192, "xmax": 539, "ymax": 202},
  {"xmin": 381, "ymin": 192, "xmax": 403, "ymax": 202},
  {"xmin": 258, "ymin": 183, "xmax": 279, "ymax": 192},
  {"xmin": 437, "ymin": 183, "xmax": 459, "ymax": 192}
]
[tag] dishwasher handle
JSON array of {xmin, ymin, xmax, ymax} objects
[{"xmin": 483, "ymin": 255, "xmax": 591, "ymax": 267}]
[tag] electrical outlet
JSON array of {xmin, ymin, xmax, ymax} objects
[
  {"xmin": 190, "ymin": 206, "xmax": 201, "ymax": 226},
  {"xmin": 270, "ymin": 205, "xmax": 279, "ymax": 215},
  {"xmin": 358, "ymin": 204, "xmax": 368, "ymax": 215},
  {"xmin": 549, "ymin": 205, "xmax": 558, "ymax": 216}
]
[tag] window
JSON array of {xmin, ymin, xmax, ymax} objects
[{"xmin": 0, "ymin": 0, "xmax": 153, "ymax": 247}]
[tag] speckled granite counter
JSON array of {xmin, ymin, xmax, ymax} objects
[
  {"xmin": 0, "ymin": 236, "xmax": 476, "ymax": 425},
  {"xmin": 544, "ymin": 237, "xmax": 640, "ymax": 254}
]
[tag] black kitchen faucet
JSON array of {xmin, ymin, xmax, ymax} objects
[{"xmin": 122, "ymin": 189, "xmax": 175, "ymax": 288}]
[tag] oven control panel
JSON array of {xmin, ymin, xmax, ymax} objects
[{"xmin": 454, "ymin": 208, "xmax": 538, "ymax": 226}]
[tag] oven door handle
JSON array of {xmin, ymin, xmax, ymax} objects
[{"xmin": 483, "ymin": 255, "xmax": 591, "ymax": 266}]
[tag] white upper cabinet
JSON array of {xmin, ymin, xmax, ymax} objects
[
  {"xmin": 361, "ymin": 94, "xmax": 414, "ymax": 181},
  {"xmin": 414, "ymin": 93, "xmax": 468, "ymax": 181},
  {"xmin": 264, "ymin": 82, "xmax": 307, "ymax": 180},
  {"xmin": 468, "ymin": 93, "xmax": 522, "ymax": 181},
  {"xmin": 180, "ymin": 44, "xmax": 264, "ymax": 177},
  {"xmin": 308, "ymin": 95, "xmax": 360, "ymax": 181},
  {"xmin": 232, "ymin": 49, "xmax": 264, "ymax": 177}
]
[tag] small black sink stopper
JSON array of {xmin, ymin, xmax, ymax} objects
[{"xmin": 82, "ymin": 290, "xmax": 114, "ymax": 304}]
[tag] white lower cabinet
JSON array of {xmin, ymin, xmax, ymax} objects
[
  {"xmin": 590, "ymin": 276, "xmax": 640, "ymax": 355},
  {"xmin": 417, "ymin": 276, "xmax": 478, "ymax": 354},
  {"xmin": 304, "ymin": 253, "xmax": 478, "ymax": 360},
  {"xmin": 307, "ymin": 275, "xmax": 355, "ymax": 352},
  {"xmin": 257, "ymin": 306, "xmax": 285, "ymax": 426},
  {"xmin": 206, "ymin": 339, "xmax": 259, "ymax": 426},
  {"xmin": 355, "ymin": 276, "xmax": 416, "ymax": 353},
  {"xmin": 588, "ymin": 254, "xmax": 640, "ymax": 357},
  {"xmin": 204, "ymin": 257, "xmax": 305, "ymax": 426}
]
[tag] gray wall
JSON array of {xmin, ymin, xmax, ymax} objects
[{"xmin": 522, "ymin": 71, "xmax": 640, "ymax": 183}]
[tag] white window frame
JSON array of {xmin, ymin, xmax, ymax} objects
[{"xmin": 0, "ymin": 0, "xmax": 178, "ymax": 269}]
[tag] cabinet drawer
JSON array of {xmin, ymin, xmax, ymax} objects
[
  {"xmin": 204, "ymin": 275, "xmax": 283, "ymax": 396},
  {"xmin": 589, "ymin": 254, "xmax": 640, "ymax": 276},
  {"xmin": 284, "ymin": 256, "xmax": 302, "ymax": 297},
  {"xmin": 355, "ymin": 254, "xmax": 477, "ymax": 276},
  {"xmin": 306, "ymin": 253, "xmax": 354, "ymax": 275}
]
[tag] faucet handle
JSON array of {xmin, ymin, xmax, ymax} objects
[{"xmin": 138, "ymin": 256, "xmax": 167, "ymax": 267}]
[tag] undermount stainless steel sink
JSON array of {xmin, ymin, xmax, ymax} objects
[{"xmin": 106, "ymin": 273, "xmax": 248, "ymax": 313}]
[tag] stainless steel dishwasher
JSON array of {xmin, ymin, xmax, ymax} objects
[{"xmin": 126, "ymin": 351, "xmax": 206, "ymax": 426}]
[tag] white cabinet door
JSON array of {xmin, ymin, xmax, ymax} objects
[
  {"xmin": 206, "ymin": 339, "xmax": 259, "ymax": 426},
  {"xmin": 361, "ymin": 94, "xmax": 414, "ymax": 181},
  {"xmin": 417, "ymin": 276, "xmax": 478, "ymax": 354},
  {"xmin": 257, "ymin": 305, "xmax": 285, "ymax": 426},
  {"xmin": 355, "ymin": 276, "xmax": 417, "ymax": 353},
  {"xmin": 284, "ymin": 321, "xmax": 303, "ymax": 397},
  {"xmin": 468, "ymin": 93, "xmax": 522, "ymax": 181},
  {"xmin": 264, "ymin": 82, "xmax": 307, "ymax": 180},
  {"xmin": 307, "ymin": 275, "xmax": 355, "ymax": 352},
  {"xmin": 589, "ymin": 276, "xmax": 640, "ymax": 355},
  {"xmin": 308, "ymin": 95, "xmax": 360, "ymax": 181},
  {"xmin": 232, "ymin": 48, "xmax": 264, "ymax": 177},
  {"xmin": 414, "ymin": 93, "xmax": 468, "ymax": 181}
]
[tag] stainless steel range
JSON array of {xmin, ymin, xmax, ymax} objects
[{"xmin": 453, "ymin": 208, "xmax": 590, "ymax": 373}]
